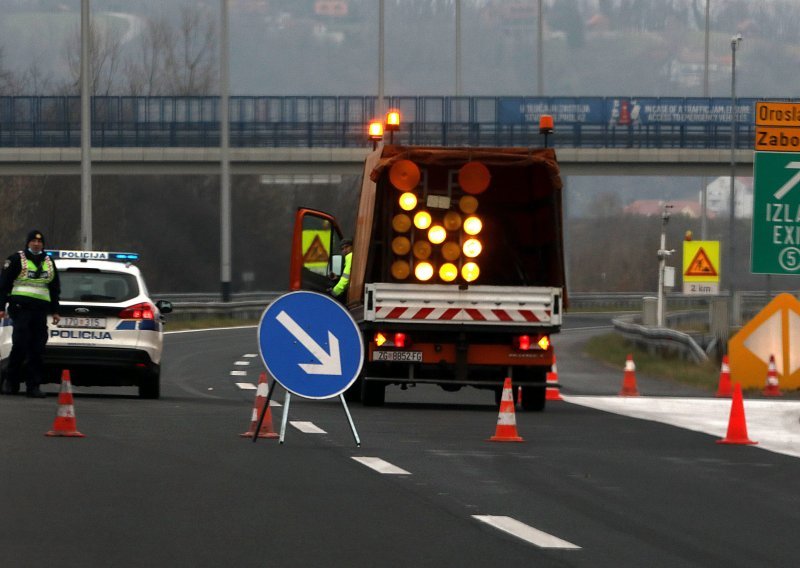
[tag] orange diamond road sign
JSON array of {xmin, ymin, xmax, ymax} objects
[{"xmin": 728, "ymin": 293, "xmax": 800, "ymax": 389}]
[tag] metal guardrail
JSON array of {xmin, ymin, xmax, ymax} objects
[{"xmin": 0, "ymin": 95, "xmax": 775, "ymax": 150}]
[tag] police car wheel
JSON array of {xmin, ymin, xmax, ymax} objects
[{"xmin": 138, "ymin": 370, "xmax": 160, "ymax": 399}]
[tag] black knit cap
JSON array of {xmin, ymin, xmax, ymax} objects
[
  {"xmin": 26, "ymin": 229, "xmax": 45, "ymax": 246},
  {"xmin": 340, "ymin": 238, "xmax": 353, "ymax": 248}
]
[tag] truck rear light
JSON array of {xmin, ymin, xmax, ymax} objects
[
  {"xmin": 463, "ymin": 216, "xmax": 482, "ymax": 235},
  {"xmin": 428, "ymin": 225, "xmax": 446, "ymax": 244},
  {"xmin": 414, "ymin": 210, "xmax": 431, "ymax": 229},
  {"xmin": 399, "ymin": 192, "xmax": 417, "ymax": 211},
  {"xmin": 119, "ymin": 302, "xmax": 155, "ymax": 320},
  {"xmin": 442, "ymin": 242, "xmax": 460, "ymax": 261},
  {"xmin": 513, "ymin": 334, "xmax": 550, "ymax": 351},
  {"xmin": 462, "ymin": 238, "xmax": 482, "ymax": 258},
  {"xmin": 391, "ymin": 260, "xmax": 411, "ymax": 280},
  {"xmin": 373, "ymin": 332, "xmax": 410, "ymax": 348}
]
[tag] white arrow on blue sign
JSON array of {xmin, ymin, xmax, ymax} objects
[{"xmin": 258, "ymin": 291, "xmax": 364, "ymax": 399}]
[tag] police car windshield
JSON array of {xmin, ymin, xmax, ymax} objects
[{"xmin": 59, "ymin": 269, "xmax": 139, "ymax": 302}]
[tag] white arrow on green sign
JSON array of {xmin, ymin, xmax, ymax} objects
[{"xmin": 752, "ymin": 151, "xmax": 800, "ymax": 274}]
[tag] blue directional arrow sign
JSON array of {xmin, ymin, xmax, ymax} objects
[{"xmin": 258, "ymin": 291, "xmax": 364, "ymax": 399}]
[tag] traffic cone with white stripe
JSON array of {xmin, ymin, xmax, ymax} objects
[
  {"xmin": 619, "ymin": 354, "xmax": 640, "ymax": 396},
  {"xmin": 241, "ymin": 372, "xmax": 279, "ymax": 439},
  {"xmin": 762, "ymin": 355, "xmax": 783, "ymax": 397},
  {"xmin": 45, "ymin": 370, "xmax": 84, "ymax": 438},
  {"xmin": 489, "ymin": 378, "xmax": 523, "ymax": 442},
  {"xmin": 545, "ymin": 355, "xmax": 563, "ymax": 401},
  {"xmin": 715, "ymin": 355, "xmax": 732, "ymax": 398}
]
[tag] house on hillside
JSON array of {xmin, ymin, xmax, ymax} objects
[
  {"xmin": 624, "ymin": 200, "xmax": 703, "ymax": 218},
  {"xmin": 702, "ymin": 176, "xmax": 753, "ymax": 219}
]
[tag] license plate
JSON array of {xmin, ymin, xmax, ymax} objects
[
  {"xmin": 373, "ymin": 350, "xmax": 423, "ymax": 362},
  {"xmin": 58, "ymin": 317, "xmax": 107, "ymax": 329}
]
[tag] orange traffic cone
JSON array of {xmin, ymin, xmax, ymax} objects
[
  {"xmin": 717, "ymin": 383, "xmax": 757, "ymax": 445},
  {"xmin": 45, "ymin": 370, "xmax": 84, "ymax": 438},
  {"xmin": 762, "ymin": 355, "xmax": 783, "ymax": 397},
  {"xmin": 619, "ymin": 354, "xmax": 640, "ymax": 396},
  {"xmin": 241, "ymin": 372, "xmax": 279, "ymax": 439},
  {"xmin": 545, "ymin": 355, "xmax": 563, "ymax": 401},
  {"xmin": 715, "ymin": 355, "xmax": 732, "ymax": 398},
  {"xmin": 489, "ymin": 378, "xmax": 523, "ymax": 442}
]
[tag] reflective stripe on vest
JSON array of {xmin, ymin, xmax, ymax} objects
[{"xmin": 10, "ymin": 251, "xmax": 54, "ymax": 303}]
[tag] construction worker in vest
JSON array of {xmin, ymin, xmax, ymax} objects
[
  {"xmin": 329, "ymin": 238, "xmax": 353, "ymax": 302},
  {"xmin": 0, "ymin": 230, "xmax": 61, "ymax": 397}
]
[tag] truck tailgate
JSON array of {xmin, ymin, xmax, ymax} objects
[{"xmin": 364, "ymin": 283, "xmax": 562, "ymax": 326}]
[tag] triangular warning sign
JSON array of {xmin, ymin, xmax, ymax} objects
[
  {"xmin": 303, "ymin": 235, "xmax": 329, "ymax": 264},
  {"xmin": 685, "ymin": 247, "xmax": 717, "ymax": 277}
]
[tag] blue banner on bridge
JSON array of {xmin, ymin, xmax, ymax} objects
[{"xmin": 497, "ymin": 96, "xmax": 758, "ymax": 126}]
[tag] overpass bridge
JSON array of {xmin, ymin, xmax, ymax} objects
[{"xmin": 0, "ymin": 95, "xmax": 773, "ymax": 176}]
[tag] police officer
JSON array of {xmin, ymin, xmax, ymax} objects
[
  {"xmin": 0, "ymin": 230, "xmax": 61, "ymax": 397},
  {"xmin": 330, "ymin": 238, "xmax": 353, "ymax": 301}
]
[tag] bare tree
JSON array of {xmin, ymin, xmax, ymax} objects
[
  {"xmin": 124, "ymin": 15, "xmax": 172, "ymax": 96},
  {"xmin": 165, "ymin": 7, "xmax": 218, "ymax": 96},
  {"xmin": 64, "ymin": 16, "xmax": 125, "ymax": 95}
]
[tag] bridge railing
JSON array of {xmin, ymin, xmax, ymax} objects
[{"xmin": 0, "ymin": 95, "xmax": 783, "ymax": 149}]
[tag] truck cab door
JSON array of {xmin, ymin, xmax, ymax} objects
[{"xmin": 289, "ymin": 208, "xmax": 344, "ymax": 293}]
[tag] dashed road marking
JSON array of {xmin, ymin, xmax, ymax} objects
[
  {"xmin": 351, "ymin": 456, "xmax": 411, "ymax": 475},
  {"xmin": 243, "ymin": 353, "xmax": 258, "ymax": 358},
  {"xmin": 290, "ymin": 421, "xmax": 327, "ymax": 434},
  {"xmin": 236, "ymin": 382, "xmax": 257, "ymax": 390},
  {"xmin": 472, "ymin": 515, "xmax": 580, "ymax": 549},
  {"xmin": 230, "ymin": 370, "xmax": 248, "ymax": 376},
  {"xmin": 234, "ymin": 360, "xmax": 250, "ymax": 366}
]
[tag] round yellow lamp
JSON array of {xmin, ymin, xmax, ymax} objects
[
  {"xmin": 399, "ymin": 192, "xmax": 417, "ymax": 211},
  {"xmin": 463, "ymin": 238, "xmax": 482, "ymax": 258},
  {"xmin": 413, "ymin": 210, "xmax": 432, "ymax": 230},
  {"xmin": 463, "ymin": 216, "xmax": 482, "ymax": 235},
  {"xmin": 392, "ymin": 213, "xmax": 412, "ymax": 233},
  {"xmin": 459, "ymin": 195, "xmax": 478, "ymax": 214},
  {"xmin": 415, "ymin": 262, "xmax": 434, "ymax": 281},
  {"xmin": 413, "ymin": 240, "xmax": 432, "ymax": 260},
  {"xmin": 441, "ymin": 241, "xmax": 461, "ymax": 261},
  {"xmin": 428, "ymin": 225, "xmax": 446, "ymax": 244},
  {"xmin": 443, "ymin": 211, "xmax": 462, "ymax": 231},
  {"xmin": 392, "ymin": 236, "xmax": 411, "ymax": 255},
  {"xmin": 391, "ymin": 260, "xmax": 411, "ymax": 280},
  {"xmin": 439, "ymin": 263, "xmax": 458, "ymax": 282},
  {"xmin": 461, "ymin": 262, "xmax": 480, "ymax": 282}
]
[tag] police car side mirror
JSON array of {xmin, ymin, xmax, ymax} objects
[{"xmin": 156, "ymin": 300, "xmax": 173, "ymax": 315}]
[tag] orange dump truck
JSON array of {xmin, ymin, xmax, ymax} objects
[{"xmin": 289, "ymin": 145, "xmax": 566, "ymax": 410}]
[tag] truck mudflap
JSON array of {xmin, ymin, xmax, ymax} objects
[{"xmin": 364, "ymin": 283, "xmax": 562, "ymax": 326}]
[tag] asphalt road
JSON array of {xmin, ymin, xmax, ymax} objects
[{"xmin": 1, "ymin": 314, "xmax": 799, "ymax": 567}]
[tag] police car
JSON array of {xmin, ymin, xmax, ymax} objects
[{"xmin": 0, "ymin": 250, "xmax": 172, "ymax": 399}]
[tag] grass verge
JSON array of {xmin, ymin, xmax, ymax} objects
[{"xmin": 584, "ymin": 332, "xmax": 720, "ymax": 391}]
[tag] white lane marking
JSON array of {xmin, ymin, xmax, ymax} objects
[
  {"xmin": 230, "ymin": 370, "xmax": 248, "ymax": 376},
  {"xmin": 472, "ymin": 515, "xmax": 580, "ymax": 550},
  {"xmin": 563, "ymin": 395, "xmax": 800, "ymax": 459},
  {"xmin": 351, "ymin": 456, "xmax": 411, "ymax": 475},
  {"xmin": 243, "ymin": 354, "xmax": 258, "ymax": 358},
  {"xmin": 234, "ymin": 360, "xmax": 250, "ymax": 366},
  {"xmin": 236, "ymin": 383, "xmax": 257, "ymax": 390},
  {"xmin": 290, "ymin": 421, "xmax": 327, "ymax": 434}
]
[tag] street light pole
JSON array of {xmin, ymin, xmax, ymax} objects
[
  {"xmin": 220, "ymin": 0, "xmax": 231, "ymax": 302},
  {"xmin": 80, "ymin": 0, "xmax": 92, "ymax": 250},
  {"xmin": 727, "ymin": 34, "xmax": 742, "ymax": 320},
  {"xmin": 700, "ymin": 0, "xmax": 710, "ymax": 239},
  {"xmin": 657, "ymin": 204, "xmax": 674, "ymax": 328}
]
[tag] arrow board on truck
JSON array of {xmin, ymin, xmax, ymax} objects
[{"xmin": 258, "ymin": 291, "xmax": 364, "ymax": 399}]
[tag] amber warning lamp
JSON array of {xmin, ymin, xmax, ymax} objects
[
  {"xmin": 368, "ymin": 119, "xmax": 384, "ymax": 149},
  {"xmin": 385, "ymin": 109, "xmax": 401, "ymax": 143},
  {"xmin": 539, "ymin": 114, "xmax": 554, "ymax": 147}
]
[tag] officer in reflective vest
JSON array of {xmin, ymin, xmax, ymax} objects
[
  {"xmin": 330, "ymin": 239, "xmax": 353, "ymax": 301},
  {"xmin": 0, "ymin": 230, "xmax": 61, "ymax": 397}
]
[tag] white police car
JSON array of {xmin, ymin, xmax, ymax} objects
[{"xmin": 0, "ymin": 250, "xmax": 172, "ymax": 399}]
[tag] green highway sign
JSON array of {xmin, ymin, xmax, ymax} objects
[{"xmin": 752, "ymin": 151, "xmax": 800, "ymax": 274}]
